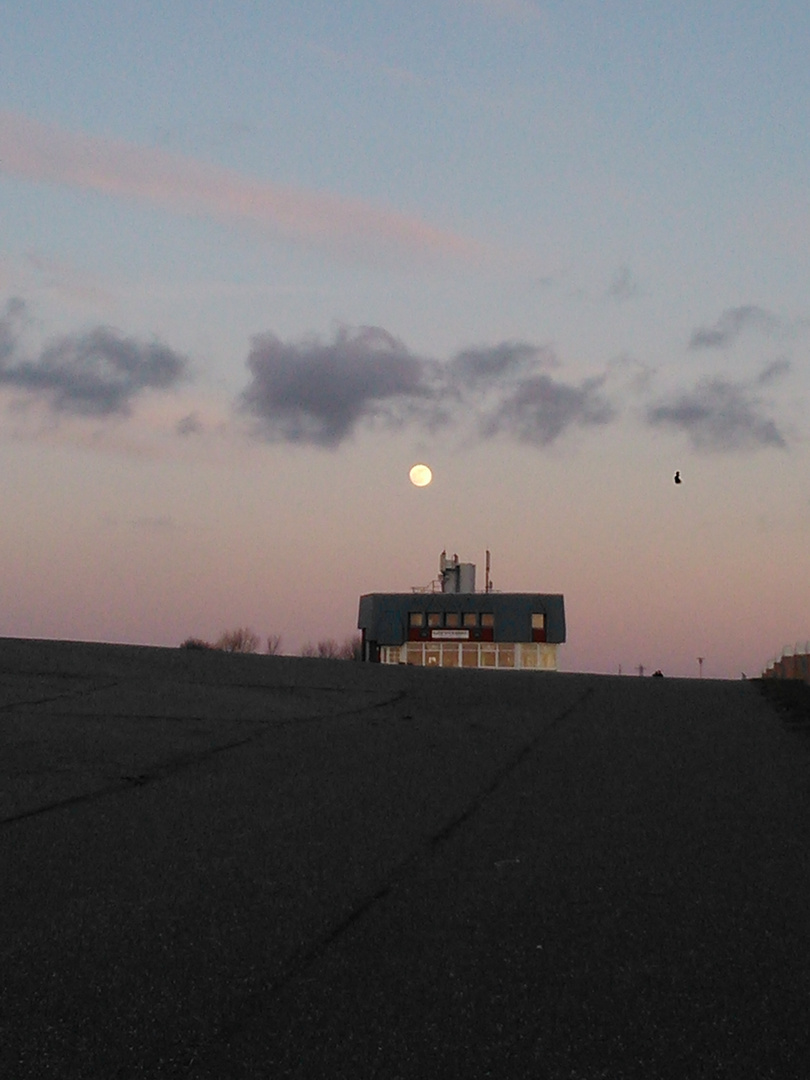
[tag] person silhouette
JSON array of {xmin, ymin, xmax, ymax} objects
[{"xmin": 674, "ymin": 470, "xmax": 682, "ymax": 484}]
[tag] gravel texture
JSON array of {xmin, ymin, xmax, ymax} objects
[{"xmin": 2, "ymin": 639, "xmax": 809, "ymax": 1078}]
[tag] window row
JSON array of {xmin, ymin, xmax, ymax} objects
[
  {"xmin": 408, "ymin": 611, "xmax": 545, "ymax": 629},
  {"xmin": 379, "ymin": 641, "xmax": 557, "ymax": 670},
  {"xmin": 409, "ymin": 611, "xmax": 493, "ymax": 629}
]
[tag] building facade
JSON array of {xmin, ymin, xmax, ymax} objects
[{"xmin": 358, "ymin": 554, "xmax": 565, "ymax": 670}]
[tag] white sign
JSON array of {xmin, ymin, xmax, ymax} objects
[{"xmin": 431, "ymin": 629, "xmax": 470, "ymax": 640}]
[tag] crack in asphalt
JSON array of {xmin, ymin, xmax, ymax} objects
[
  {"xmin": 0, "ymin": 679, "xmax": 123, "ymax": 714},
  {"xmin": 204, "ymin": 683, "xmax": 596, "ymax": 1057},
  {"xmin": 0, "ymin": 690, "xmax": 408, "ymax": 828}
]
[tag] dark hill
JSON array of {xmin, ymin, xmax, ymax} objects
[{"xmin": 2, "ymin": 638, "xmax": 809, "ymax": 1078}]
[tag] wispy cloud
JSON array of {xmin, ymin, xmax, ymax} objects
[
  {"xmin": 688, "ymin": 305, "xmax": 779, "ymax": 350},
  {"xmin": 176, "ymin": 412, "xmax": 205, "ymax": 436},
  {"xmin": 19, "ymin": 251, "xmax": 115, "ymax": 308},
  {"xmin": 238, "ymin": 326, "xmax": 616, "ymax": 449},
  {"xmin": 757, "ymin": 357, "xmax": 791, "ymax": 385},
  {"xmin": 606, "ymin": 265, "xmax": 640, "ymax": 303},
  {"xmin": 646, "ymin": 364, "xmax": 789, "ymax": 452},
  {"xmin": 0, "ymin": 297, "xmax": 187, "ymax": 417},
  {"xmin": 0, "ymin": 109, "xmax": 483, "ymax": 262},
  {"xmin": 102, "ymin": 514, "xmax": 178, "ymax": 531},
  {"xmin": 129, "ymin": 515, "xmax": 176, "ymax": 531}
]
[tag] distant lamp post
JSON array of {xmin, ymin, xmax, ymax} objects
[{"xmin": 698, "ymin": 657, "xmax": 704, "ymax": 679}]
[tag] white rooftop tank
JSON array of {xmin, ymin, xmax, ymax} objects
[{"xmin": 439, "ymin": 551, "xmax": 476, "ymax": 594}]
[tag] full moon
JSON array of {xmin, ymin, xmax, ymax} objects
[{"xmin": 409, "ymin": 463, "xmax": 433, "ymax": 487}]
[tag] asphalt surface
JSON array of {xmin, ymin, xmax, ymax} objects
[{"xmin": 2, "ymin": 638, "xmax": 809, "ymax": 1078}]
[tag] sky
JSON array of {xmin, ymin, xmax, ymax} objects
[{"xmin": 2, "ymin": 0, "xmax": 810, "ymax": 678}]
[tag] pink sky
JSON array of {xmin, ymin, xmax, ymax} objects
[
  {"xmin": 0, "ymin": 110, "xmax": 483, "ymax": 261},
  {"xmin": 3, "ymin": 4, "xmax": 810, "ymax": 679}
]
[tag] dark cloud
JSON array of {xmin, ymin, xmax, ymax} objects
[
  {"xmin": 447, "ymin": 342, "xmax": 614, "ymax": 445},
  {"xmin": 5, "ymin": 302, "xmax": 796, "ymax": 458},
  {"xmin": 0, "ymin": 297, "xmax": 26, "ymax": 365},
  {"xmin": 481, "ymin": 373, "xmax": 615, "ymax": 445},
  {"xmin": 239, "ymin": 326, "xmax": 618, "ymax": 449},
  {"xmin": 646, "ymin": 369, "xmax": 787, "ymax": 452},
  {"xmin": 239, "ymin": 326, "xmax": 431, "ymax": 447},
  {"xmin": 447, "ymin": 341, "xmax": 556, "ymax": 387},
  {"xmin": 688, "ymin": 305, "xmax": 778, "ymax": 350},
  {"xmin": 0, "ymin": 299, "xmax": 188, "ymax": 416}
]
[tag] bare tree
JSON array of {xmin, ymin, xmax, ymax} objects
[
  {"xmin": 300, "ymin": 639, "xmax": 340, "ymax": 658},
  {"xmin": 215, "ymin": 627, "xmax": 260, "ymax": 653},
  {"xmin": 301, "ymin": 635, "xmax": 361, "ymax": 660},
  {"xmin": 266, "ymin": 634, "xmax": 283, "ymax": 655},
  {"xmin": 338, "ymin": 634, "xmax": 362, "ymax": 661}
]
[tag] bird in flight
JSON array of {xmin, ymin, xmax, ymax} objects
[{"xmin": 674, "ymin": 470, "xmax": 682, "ymax": 484}]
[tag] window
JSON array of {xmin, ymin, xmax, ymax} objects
[
  {"xmin": 462, "ymin": 643, "xmax": 479, "ymax": 667},
  {"xmin": 497, "ymin": 644, "xmax": 515, "ymax": 668},
  {"xmin": 409, "ymin": 612, "xmax": 424, "ymax": 628},
  {"xmin": 521, "ymin": 644, "xmax": 538, "ymax": 668},
  {"xmin": 445, "ymin": 612, "xmax": 460, "ymax": 628},
  {"xmin": 463, "ymin": 612, "xmax": 478, "ymax": 628},
  {"xmin": 481, "ymin": 612, "xmax": 494, "ymax": 628},
  {"xmin": 427, "ymin": 612, "xmax": 442, "ymax": 628},
  {"xmin": 531, "ymin": 613, "xmax": 545, "ymax": 630}
]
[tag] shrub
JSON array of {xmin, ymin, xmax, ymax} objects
[{"xmin": 180, "ymin": 637, "xmax": 213, "ymax": 650}]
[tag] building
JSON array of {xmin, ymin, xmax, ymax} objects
[{"xmin": 357, "ymin": 552, "xmax": 565, "ymax": 670}]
